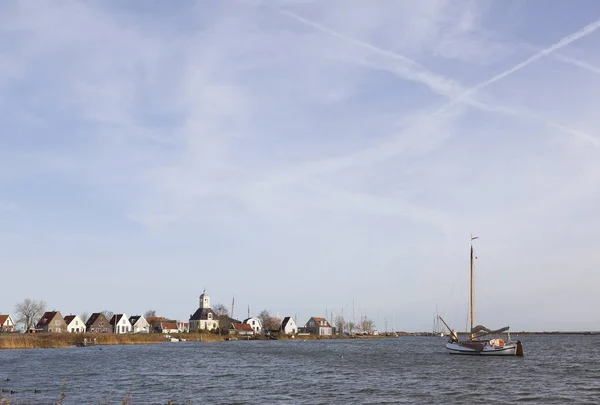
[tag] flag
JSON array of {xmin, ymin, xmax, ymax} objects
[{"xmin": 471, "ymin": 236, "xmax": 479, "ymax": 240}]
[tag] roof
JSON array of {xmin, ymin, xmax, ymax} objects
[
  {"xmin": 109, "ymin": 314, "xmax": 128, "ymax": 326},
  {"xmin": 189, "ymin": 307, "xmax": 216, "ymax": 321},
  {"xmin": 281, "ymin": 317, "xmax": 293, "ymax": 328},
  {"xmin": 86, "ymin": 312, "xmax": 108, "ymax": 327},
  {"xmin": 161, "ymin": 322, "xmax": 178, "ymax": 330},
  {"xmin": 129, "ymin": 315, "xmax": 144, "ymax": 325},
  {"xmin": 232, "ymin": 323, "xmax": 253, "ymax": 332},
  {"xmin": 63, "ymin": 315, "xmax": 77, "ymax": 324},
  {"xmin": 309, "ymin": 317, "xmax": 332, "ymax": 328},
  {"xmin": 36, "ymin": 311, "xmax": 60, "ymax": 327},
  {"xmin": 146, "ymin": 316, "xmax": 171, "ymax": 324},
  {"xmin": 0, "ymin": 315, "xmax": 11, "ymax": 325}
]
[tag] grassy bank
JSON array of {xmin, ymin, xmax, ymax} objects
[
  {"xmin": 0, "ymin": 331, "xmax": 422, "ymax": 350},
  {"xmin": 0, "ymin": 333, "xmax": 167, "ymax": 349}
]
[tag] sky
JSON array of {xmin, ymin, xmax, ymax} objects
[{"xmin": 1, "ymin": 0, "xmax": 600, "ymax": 332}]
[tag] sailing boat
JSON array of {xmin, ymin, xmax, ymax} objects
[
  {"xmin": 433, "ymin": 306, "xmax": 445, "ymax": 337},
  {"xmin": 440, "ymin": 235, "xmax": 523, "ymax": 356}
]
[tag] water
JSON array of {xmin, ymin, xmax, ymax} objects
[{"xmin": 1, "ymin": 335, "xmax": 599, "ymax": 404}]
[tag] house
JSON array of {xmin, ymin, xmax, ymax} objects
[
  {"xmin": 85, "ymin": 312, "xmax": 111, "ymax": 333},
  {"xmin": 157, "ymin": 321, "xmax": 179, "ymax": 334},
  {"xmin": 176, "ymin": 321, "xmax": 189, "ymax": 333},
  {"xmin": 110, "ymin": 313, "xmax": 132, "ymax": 334},
  {"xmin": 304, "ymin": 317, "xmax": 333, "ymax": 336},
  {"xmin": 147, "ymin": 316, "xmax": 175, "ymax": 333},
  {"xmin": 281, "ymin": 317, "xmax": 297, "ymax": 335},
  {"xmin": 243, "ymin": 317, "xmax": 262, "ymax": 333},
  {"xmin": 129, "ymin": 315, "xmax": 150, "ymax": 333},
  {"xmin": 231, "ymin": 323, "xmax": 254, "ymax": 336},
  {"xmin": 63, "ymin": 315, "xmax": 85, "ymax": 333},
  {"xmin": 0, "ymin": 315, "xmax": 15, "ymax": 332},
  {"xmin": 189, "ymin": 290, "xmax": 219, "ymax": 331},
  {"xmin": 36, "ymin": 311, "xmax": 67, "ymax": 333}
]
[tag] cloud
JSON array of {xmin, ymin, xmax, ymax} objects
[{"xmin": 1, "ymin": 1, "xmax": 600, "ymax": 330}]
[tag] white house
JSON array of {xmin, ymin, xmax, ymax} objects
[
  {"xmin": 63, "ymin": 315, "xmax": 85, "ymax": 333},
  {"xmin": 189, "ymin": 290, "xmax": 219, "ymax": 331},
  {"xmin": 0, "ymin": 314, "xmax": 15, "ymax": 332},
  {"xmin": 110, "ymin": 313, "xmax": 132, "ymax": 334},
  {"xmin": 281, "ymin": 317, "xmax": 297, "ymax": 335},
  {"xmin": 129, "ymin": 315, "xmax": 149, "ymax": 333},
  {"xmin": 243, "ymin": 317, "xmax": 262, "ymax": 333}
]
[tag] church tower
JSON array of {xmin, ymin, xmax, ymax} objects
[{"xmin": 199, "ymin": 289, "xmax": 211, "ymax": 309}]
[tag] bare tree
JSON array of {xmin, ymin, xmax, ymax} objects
[
  {"xmin": 102, "ymin": 310, "xmax": 114, "ymax": 322},
  {"xmin": 334, "ymin": 315, "xmax": 345, "ymax": 334},
  {"xmin": 213, "ymin": 303, "xmax": 232, "ymax": 334},
  {"xmin": 348, "ymin": 322, "xmax": 356, "ymax": 334},
  {"xmin": 144, "ymin": 309, "xmax": 156, "ymax": 318},
  {"xmin": 257, "ymin": 309, "xmax": 281, "ymax": 332},
  {"xmin": 361, "ymin": 317, "xmax": 375, "ymax": 333},
  {"xmin": 14, "ymin": 298, "xmax": 46, "ymax": 330},
  {"xmin": 80, "ymin": 312, "xmax": 89, "ymax": 323}
]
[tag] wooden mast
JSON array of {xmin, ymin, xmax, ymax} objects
[
  {"xmin": 470, "ymin": 234, "xmax": 478, "ymax": 334},
  {"xmin": 470, "ymin": 240, "xmax": 474, "ymax": 334}
]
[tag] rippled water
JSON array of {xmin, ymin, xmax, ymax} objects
[{"xmin": 1, "ymin": 335, "xmax": 599, "ymax": 404}]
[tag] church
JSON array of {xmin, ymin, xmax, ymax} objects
[{"xmin": 189, "ymin": 290, "xmax": 219, "ymax": 332}]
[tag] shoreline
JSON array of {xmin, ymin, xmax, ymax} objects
[{"xmin": 1, "ymin": 330, "xmax": 598, "ymax": 350}]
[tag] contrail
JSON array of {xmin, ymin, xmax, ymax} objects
[
  {"xmin": 436, "ymin": 18, "xmax": 600, "ymax": 113},
  {"xmin": 554, "ymin": 53, "xmax": 600, "ymax": 76},
  {"xmin": 281, "ymin": 10, "xmax": 423, "ymax": 69},
  {"xmin": 282, "ymin": 9, "xmax": 600, "ymax": 147}
]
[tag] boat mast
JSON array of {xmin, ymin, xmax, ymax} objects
[{"xmin": 470, "ymin": 234, "xmax": 479, "ymax": 334}]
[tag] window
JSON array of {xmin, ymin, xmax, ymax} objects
[
  {"xmin": 55, "ymin": 320, "xmax": 60, "ymax": 325},
  {"xmin": 208, "ymin": 314, "xmax": 212, "ymax": 319}
]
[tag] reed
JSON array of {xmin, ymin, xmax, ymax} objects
[{"xmin": 0, "ymin": 333, "xmax": 165, "ymax": 350}]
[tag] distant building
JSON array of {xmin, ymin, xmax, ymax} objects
[
  {"xmin": 0, "ymin": 314, "xmax": 15, "ymax": 332},
  {"xmin": 304, "ymin": 317, "xmax": 333, "ymax": 336},
  {"xmin": 110, "ymin": 313, "xmax": 132, "ymax": 334},
  {"xmin": 189, "ymin": 290, "xmax": 219, "ymax": 331},
  {"xmin": 243, "ymin": 317, "xmax": 262, "ymax": 333},
  {"xmin": 231, "ymin": 323, "xmax": 254, "ymax": 337},
  {"xmin": 157, "ymin": 321, "xmax": 179, "ymax": 334},
  {"xmin": 64, "ymin": 315, "xmax": 85, "ymax": 333},
  {"xmin": 36, "ymin": 311, "xmax": 67, "ymax": 333},
  {"xmin": 281, "ymin": 317, "xmax": 297, "ymax": 335},
  {"xmin": 129, "ymin": 315, "xmax": 150, "ymax": 333},
  {"xmin": 86, "ymin": 312, "xmax": 111, "ymax": 333},
  {"xmin": 177, "ymin": 321, "xmax": 189, "ymax": 333}
]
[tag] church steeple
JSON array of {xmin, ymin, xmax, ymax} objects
[{"xmin": 199, "ymin": 289, "xmax": 210, "ymax": 309}]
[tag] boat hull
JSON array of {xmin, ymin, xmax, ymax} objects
[{"xmin": 445, "ymin": 342, "xmax": 518, "ymax": 355}]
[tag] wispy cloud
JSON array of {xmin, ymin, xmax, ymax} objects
[{"xmin": 1, "ymin": 1, "xmax": 600, "ymax": 330}]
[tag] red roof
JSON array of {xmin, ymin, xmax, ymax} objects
[
  {"xmin": 232, "ymin": 323, "xmax": 253, "ymax": 332},
  {"xmin": 161, "ymin": 322, "xmax": 178, "ymax": 330},
  {"xmin": 0, "ymin": 315, "xmax": 11, "ymax": 325},
  {"xmin": 311, "ymin": 317, "xmax": 332, "ymax": 327}
]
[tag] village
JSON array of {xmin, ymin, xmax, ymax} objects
[{"xmin": 0, "ymin": 290, "xmax": 387, "ymax": 340}]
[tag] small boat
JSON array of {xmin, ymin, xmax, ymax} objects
[
  {"xmin": 433, "ymin": 305, "xmax": 446, "ymax": 337},
  {"xmin": 440, "ymin": 235, "xmax": 523, "ymax": 356}
]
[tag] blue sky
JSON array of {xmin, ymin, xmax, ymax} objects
[{"xmin": 1, "ymin": 0, "xmax": 600, "ymax": 332}]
